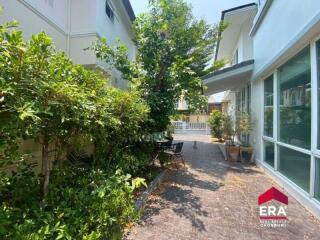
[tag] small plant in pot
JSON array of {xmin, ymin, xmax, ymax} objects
[
  {"xmin": 222, "ymin": 114, "xmax": 239, "ymax": 162},
  {"xmin": 236, "ymin": 111, "xmax": 254, "ymax": 163}
]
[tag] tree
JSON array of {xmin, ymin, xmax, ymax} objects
[{"xmin": 93, "ymin": 0, "xmax": 225, "ymax": 131}]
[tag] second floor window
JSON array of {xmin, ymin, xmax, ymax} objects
[
  {"xmin": 232, "ymin": 49, "xmax": 238, "ymax": 65},
  {"xmin": 106, "ymin": 1, "xmax": 114, "ymax": 22}
]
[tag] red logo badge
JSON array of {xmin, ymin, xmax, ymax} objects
[{"xmin": 258, "ymin": 187, "xmax": 288, "ymax": 227}]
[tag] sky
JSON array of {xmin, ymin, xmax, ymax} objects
[
  {"xmin": 131, "ymin": 0, "xmax": 254, "ymax": 25},
  {"xmin": 130, "ymin": 0, "xmax": 253, "ymax": 102}
]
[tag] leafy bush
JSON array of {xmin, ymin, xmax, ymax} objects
[
  {"xmin": 0, "ymin": 18, "xmax": 149, "ymax": 197},
  {"xmin": 114, "ymin": 147, "xmax": 152, "ymax": 177},
  {"xmin": 0, "ymin": 15, "xmax": 153, "ymax": 239},
  {"xmin": 0, "ymin": 164, "xmax": 145, "ymax": 239},
  {"xmin": 208, "ymin": 110, "xmax": 225, "ymax": 141}
]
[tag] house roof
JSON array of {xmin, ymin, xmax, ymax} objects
[
  {"xmin": 258, "ymin": 187, "xmax": 288, "ymax": 205},
  {"xmin": 250, "ymin": 0, "xmax": 273, "ymax": 36},
  {"xmin": 122, "ymin": 0, "xmax": 136, "ymax": 22},
  {"xmin": 215, "ymin": 3, "xmax": 257, "ymax": 62},
  {"xmin": 202, "ymin": 60, "xmax": 254, "ymax": 95}
]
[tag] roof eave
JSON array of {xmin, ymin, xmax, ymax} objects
[
  {"xmin": 122, "ymin": 0, "xmax": 136, "ymax": 22},
  {"xmin": 214, "ymin": 3, "xmax": 257, "ymax": 62},
  {"xmin": 249, "ymin": 0, "xmax": 273, "ymax": 36}
]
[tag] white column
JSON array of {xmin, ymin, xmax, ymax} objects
[{"xmin": 310, "ymin": 40, "xmax": 318, "ymax": 196}]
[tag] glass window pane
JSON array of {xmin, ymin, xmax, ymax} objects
[
  {"xmin": 264, "ymin": 75, "xmax": 273, "ymax": 137},
  {"xmin": 264, "ymin": 141, "xmax": 274, "ymax": 168},
  {"xmin": 316, "ymin": 158, "xmax": 320, "ymax": 201},
  {"xmin": 279, "ymin": 47, "xmax": 311, "ymax": 149},
  {"xmin": 236, "ymin": 92, "xmax": 240, "ymax": 112},
  {"xmin": 316, "ymin": 41, "xmax": 320, "ymax": 149},
  {"xmin": 241, "ymin": 88, "xmax": 246, "ymax": 111},
  {"xmin": 247, "ymin": 85, "xmax": 251, "ymax": 114},
  {"xmin": 279, "ymin": 146, "xmax": 310, "ymax": 192}
]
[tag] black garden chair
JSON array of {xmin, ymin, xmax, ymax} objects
[{"xmin": 164, "ymin": 142, "xmax": 185, "ymax": 168}]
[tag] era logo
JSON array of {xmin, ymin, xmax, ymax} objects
[{"xmin": 258, "ymin": 187, "xmax": 288, "ymax": 220}]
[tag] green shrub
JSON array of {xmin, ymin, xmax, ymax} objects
[
  {"xmin": 0, "ymin": 17, "xmax": 149, "ymax": 197},
  {"xmin": 208, "ymin": 110, "xmax": 225, "ymax": 141},
  {"xmin": 0, "ymin": 164, "xmax": 145, "ymax": 239}
]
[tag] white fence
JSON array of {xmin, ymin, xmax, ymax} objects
[{"xmin": 172, "ymin": 121, "xmax": 210, "ymax": 135}]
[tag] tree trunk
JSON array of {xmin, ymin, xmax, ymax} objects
[
  {"xmin": 55, "ymin": 139, "xmax": 64, "ymax": 167},
  {"xmin": 40, "ymin": 137, "xmax": 50, "ymax": 199}
]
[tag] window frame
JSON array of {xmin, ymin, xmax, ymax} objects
[
  {"xmin": 261, "ymin": 41, "xmax": 318, "ymax": 197},
  {"xmin": 312, "ymin": 39, "xmax": 320, "ymax": 157},
  {"xmin": 232, "ymin": 49, "xmax": 238, "ymax": 65},
  {"xmin": 105, "ymin": 0, "xmax": 115, "ymax": 22}
]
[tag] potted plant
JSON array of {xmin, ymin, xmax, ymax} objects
[
  {"xmin": 236, "ymin": 111, "xmax": 254, "ymax": 163},
  {"xmin": 222, "ymin": 114, "xmax": 239, "ymax": 162}
]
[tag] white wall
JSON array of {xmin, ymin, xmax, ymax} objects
[
  {"xmin": 70, "ymin": 0, "xmax": 96, "ymax": 34},
  {"xmin": 95, "ymin": 0, "xmax": 136, "ymax": 88},
  {"xmin": 253, "ymin": 0, "xmax": 320, "ymax": 77},
  {"xmin": 69, "ymin": 0, "xmax": 97, "ymax": 65},
  {"xmin": 250, "ymin": 79, "xmax": 263, "ymax": 161},
  {"xmin": 25, "ymin": 0, "xmax": 68, "ymax": 30},
  {"xmin": 0, "ymin": 0, "xmax": 67, "ymax": 51},
  {"xmin": 242, "ymin": 17, "xmax": 254, "ymax": 61},
  {"xmin": 69, "ymin": 35, "xmax": 97, "ymax": 65},
  {"xmin": 96, "ymin": 0, "xmax": 135, "ymax": 60},
  {"xmin": 225, "ymin": 15, "xmax": 254, "ymax": 66},
  {"xmin": 0, "ymin": 0, "xmax": 136, "ymax": 89}
]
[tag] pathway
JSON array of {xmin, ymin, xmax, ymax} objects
[{"xmin": 125, "ymin": 134, "xmax": 320, "ymax": 240}]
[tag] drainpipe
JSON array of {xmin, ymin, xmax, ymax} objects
[{"xmin": 66, "ymin": 0, "xmax": 71, "ymax": 56}]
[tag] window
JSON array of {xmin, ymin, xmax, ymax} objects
[
  {"xmin": 279, "ymin": 146, "xmax": 310, "ymax": 192},
  {"xmin": 232, "ymin": 49, "xmax": 238, "ymax": 65},
  {"xmin": 317, "ymin": 41, "xmax": 320, "ymax": 149},
  {"xmin": 264, "ymin": 75, "xmax": 273, "ymax": 137},
  {"xmin": 316, "ymin": 158, "xmax": 320, "ymax": 201},
  {"xmin": 278, "ymin": 47, "xmax": 311, "ymax": 149},
  {"xmin": 236, "ymin": 92, "xmax": 241, "ymax": 112},
  {"xmin": 106, "ymin": 1, "xmax": 114, "ymax": 21},
  {"xmin": 264, "ymin": 141, "xmax": 274, "ymax": 168},
  {"xmin": 241, "ymin": 88, "xmax": 246, "ymax": 112},
  {"xmin": 247, "ymin": 84, "xmax": 251, "ymax": 114}
]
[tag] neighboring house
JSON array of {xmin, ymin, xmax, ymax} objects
[
  {"xmin": 203, "ymin": 0, "xmax": 320, "ymax": 219},
  {"xmin": 208, "ymin": 102, "xmax": 222, "ymax": 113},
  {"xmin": 0, "ymin": 0, "xmax": 136, "ymax": 89}
]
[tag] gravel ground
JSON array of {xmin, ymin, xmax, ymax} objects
[{"xmin": 125, "ymin": 134, "xmax": 320, "ymax": 240}]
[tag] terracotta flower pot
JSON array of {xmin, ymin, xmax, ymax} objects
[{"xmin": 226, "ymin": 145, "xmax": 240, "ymax": 162}]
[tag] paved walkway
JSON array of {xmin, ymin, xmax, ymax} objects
[{"xmin": 125, "ymin": 134, "xmax": 320, "ymax": 240}]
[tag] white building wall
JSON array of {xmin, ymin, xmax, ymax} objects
[
  {"xmin": 69, "ymin": 35, "xmax": 97, "ymax": 65},
  {"xmin": 95, "ymin": 0, "xmax": 136, "ymax": 88},
  {"xmin": 253, "ymin": 0, "xmax": 320, "ymax": 77},
  {"xmin": 242, "ymin": 17, "xmax": 254, "ymax": 61},
  {"xmin": 68, "ymin": 0, "xmax": 97, "ymax": 65},
  {"xmin": 0, "ymin": 0, "xmax": 67, "ymax": 51},
  {"xmin": 250, "ymin": 79, "xmax": 263, "ymax": 161},
  {"xmin": 25, "ymin": 0, "xmax": 69, "ymax": 29},
  {"xmin": 0, "ymin": 0, "xmax": 136, "ymax": 89},
  {"xmin": 224, "ymin": 15, "xmax": 254, "ymax": 67},
  {"xmin": 70, "ymin": 0, "xmax": 96, "ymax": 34},
  {"xmin": 96, "ymin": 0, "xmax": 136, "ymax": 60}
]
